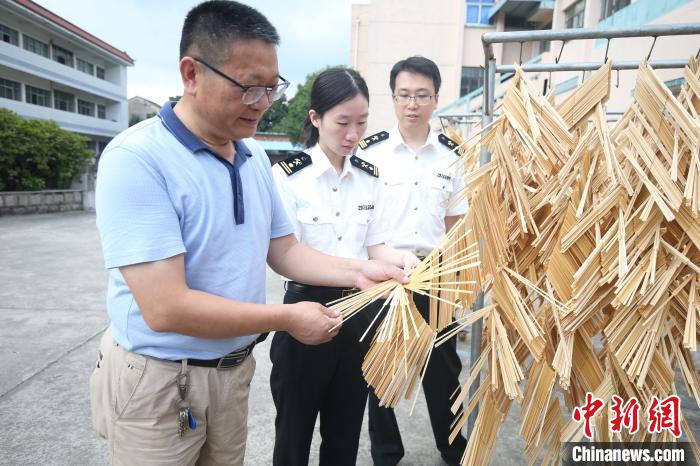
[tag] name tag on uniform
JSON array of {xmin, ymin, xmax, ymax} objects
[
  {"xmin": 437, "ymin": 173, "xmax": 452, "ymax": 181},
  {"xmin": 357, "ymin": 204, "xmax": 375, "ymax": 211}
]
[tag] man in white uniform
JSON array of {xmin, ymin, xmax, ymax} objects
[{"xmin": 360, "ymin": 56, "xmax": 468, "ymax": 466}]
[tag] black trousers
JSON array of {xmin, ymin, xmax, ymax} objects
[
  {"xmin": 367, "ymin": 293, "xmax": 467, "ymax": 466},
  {"xmin": 270, "ymin": 284, "xmax": 377, "ymax": 466}
]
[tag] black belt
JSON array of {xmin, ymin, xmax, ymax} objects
[
  {"xmin": 182, "ymin": 340, "xmax": 256, "ymax": 369},
  {"xmin": 285, "ymin": 281, "xmax": 357, "ymax": 300}
]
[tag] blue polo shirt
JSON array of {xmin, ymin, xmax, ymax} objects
[{"xmin": 95, "ymin": 102, "xmax": 294, "ymax": 360}]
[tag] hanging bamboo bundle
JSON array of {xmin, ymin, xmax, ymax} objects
[
  {"xmin": 328, "ymin": 215, "xmax": 481, "ymax": 406},
  {"xmin": 435, "ymin": 58, "xmax": 700, "ymax": 466}
]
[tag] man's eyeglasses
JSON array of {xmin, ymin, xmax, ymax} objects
[
  {"xmin": 392, "ymin": 94, "xmax": 434, "ymax": 106},
  {"xmin": 193, "ymin": 57, "xmax": 290, "ymax": 105}
]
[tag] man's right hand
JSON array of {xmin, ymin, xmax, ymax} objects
[{"xmin": 285, "ymin": 302, "xmax": 343, "ymax": 345}]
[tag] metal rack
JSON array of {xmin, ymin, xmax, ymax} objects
[{"xmin": 466, "ymin": 22, "xmax": 700, "ymax": 437}]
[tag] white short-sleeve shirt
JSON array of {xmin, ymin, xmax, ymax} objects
[
  {"xmin": 361, "ymin": 126, "xmax": 468, "ymax": 256},
  {"xmin": 272, "ymin": 143, "xmax": 387, "ymax": 261}
]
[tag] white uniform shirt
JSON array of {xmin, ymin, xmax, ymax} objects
[
  {"xmin": 361, "ymin": 126, "xmax": 468, "ymax": 257},
  {"xmin": 272, "ymin": 143, "xmax": 387, "ymax": 261}
]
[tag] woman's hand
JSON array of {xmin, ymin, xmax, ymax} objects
[{"xmin": 402, "ymin": 252, "xmax": 421, "ymax": 275}]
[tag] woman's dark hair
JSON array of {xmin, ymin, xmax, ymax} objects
[
  {"xmin": 302, "ymin": 68, "xmax": 369, "ymax": 148},
  {"xmin": 389, "ymin": 56, "xmax": 441, "ymax": 95}
]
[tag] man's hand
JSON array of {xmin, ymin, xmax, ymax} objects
[
  {"xmin": 402, "ymin": 252, "xmax": 421, "ymax": 274},
  {"xmin": 285, "ymin": 302, "xmax": 342, "ymax": 344},
  {"xmin": 354, "ymin": 260, "xmax": 410, "ymax": 290}
]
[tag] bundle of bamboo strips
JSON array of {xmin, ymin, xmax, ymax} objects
[
  {"xmin": 328, "ymin": 216, "xmax": 481, "ymax": 406},
  {"xmin": 445, "ymin": 59, "xmax": 700, "ymax": 466}
]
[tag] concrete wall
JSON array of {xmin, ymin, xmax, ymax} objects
[
  {"xmin": 0, "ymin": 190, "xmax": 84, "ymax": 215},
  {"xmin": 350, "ymin": 0, "xmax": 465, "ymax": 133}
]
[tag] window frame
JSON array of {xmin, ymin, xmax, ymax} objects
[
  {"xmin": 466, "ymin": 0, "xmax": 495, "ymax": 26},
  {"xmin": 78, "ymin": 99, "xmax": 95, "ymax": 116},
  {"xmin": 97, "ymin": 104, "xmax": 106, "ymax": 119},
  {"xmin": 96, "ymin": 66, "xmax": 105, "ymax": 80},
  {"xmin": 0, "ymin": 23, "xmax": 19, "ymax": 46},
  {"xmin": 76, "ymin": 57, "xmax": 95, "ymax": 76},
  {"xmin": 26, "ymin": 85, "xmax": 51, "ymax": 107},
  {"xmin": 51, "ymin": 43, "xmax": 74, "ymax": 68},
  {"xmin": 53, "ymin": 89, "xmax": 75, "ymax": 112},
  {"xmin": 23, "ymin": 34, "xmax": 49, "ymax": 58},
  {"xmin": 0, "ymin": 77, "xmax": 21, "ymax": 101},
  {"xmin": 565, "ymin": 0, "xmax": 586, "ymax": 29}
]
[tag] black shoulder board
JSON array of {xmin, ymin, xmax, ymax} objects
[
  {"xmin": 358, "ymin": 131, "xmax": 389, "ymax": 150},
  {"xmin": 438, "ymin": 133, "xmax": 461, "ymax": 155},
  {"xmin": 350, "ymin": 155, "xmax": 379, "ymax": 177},
  {"xmin": 277, "ymin": 152, "xmax": 312, "ymax": 176}
]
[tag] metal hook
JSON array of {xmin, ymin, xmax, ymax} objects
[
  {"xmin": 556, "ymin": 40, "xmax": 567, "ymax": 64},
  {"xmin": 615, "ymin": 68, "xmax": 620, "ymax": 88},
  {"xmin": 646, "ymin": 36, "xmax": 657, "ymax": 61},
  {"xmin": 581, "ymin": 70, "xmax": 586, "ymax": 84},
  {"xmin": 547, "ymin": 71, "xmax": 553, "ymax": 93},
  {"xmin": 696, "ymin": 47, "xmax": 700, "ymax": 59},
  {"xmin": 604, "ymin": 38, "xmax": 611, "ymax": 63},
  {"xmin": 518, "ymin": 42, "xmax": 523, "ymax": 65}
]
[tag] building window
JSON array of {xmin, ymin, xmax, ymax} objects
[
  {"xmin": 23, "ymin": 35, "xmax": 49, "ymax": 57},
  {"xmin": 97, "ymin": 104, "xmax": 106, "ymax": 119},
  {"xmin": 96, "ymin": 66, "xmax": 105, "ymax": 79},
  {"xmin": 77, "ymin": 58, "xmax": 94, "ymax": 76},
  {"xmin": 600, "ymin": 0, "xmax": 631, "ymax": 20},
  {"xmin": 466, "ymin": 1, "xmax": 494, "ymax": 25},
  {"xmin": 26, "ymin": 85, "xmax": 51, "ymax": 107},
  {"xmin": 0, "ymin": 23, "xmax": 19, "ymax": 45},
  {"xmin": 78, "ymin": 99, "xmax": 95, "ymax": 116},
  {"xmin": 52, "ymin": 44, "xmax": 74, "ymax": 67},
  {"xmin": 460, "ymin": 66, "xmax": 484, "ymax": 96},
  {"xmin": 54, "ymin": 89, "xmax": 75, "ymax": 112},
  {"xmin": 0, "ymin": 77, "xmax": 21, "ymax": 101},
  {"xmin": 565, "ymin": 0, "xmax": 586, "ymax": 29}
]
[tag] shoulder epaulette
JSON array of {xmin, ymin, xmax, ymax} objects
[
  {"xmin": 277, "ymin": 151, "xmax": 312, "ymax": 176},
  {"xmin": 358, "ymin": 131, "xmax": 389, "ymax": 150},
  {"xmin": 438, "ymin": 133, "xmax": 461, "ymax": 155},
  {"xmin": 350, "ymin": 155, "xmax": 379, "ymax": 177}
]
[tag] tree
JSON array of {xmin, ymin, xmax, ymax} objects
[
  {"xmin": 257, "ymin": 95, "xmax": 288, "ymax": 132},
  {"xmin": 0, "ymin": 109, "xmax": 93, "ymax": 191},
  {"xmin": 273, "ymin": 70, "xmax": 322, "ymax": 145}
]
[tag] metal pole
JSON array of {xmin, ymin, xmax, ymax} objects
[
  {"xmin": 482, "ymin": 23, "xmax": 700, "ymax": 45},
  {"xmin": 496, "ymin": 58, "xmax": 690, "ymax": 73},
  {"xmin": 466, "ymin": 54, "xmax": 496, "ymax": 439}
]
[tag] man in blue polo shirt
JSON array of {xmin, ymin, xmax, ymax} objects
[{"xmin": 89, "ymin": 2, "xmax": 406, "ymax": 465}]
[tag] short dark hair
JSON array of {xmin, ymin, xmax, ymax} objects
[
  {"xmin": 180, "ymin": 1, "xmax": 279, "ymax": 65},
  {"xmin": 389, "ymin": 56, "xmax": 441, "ymax": 94},
  {"xmin": 302, "ymin": 68, "xmax": 369, "ymax": 148}
]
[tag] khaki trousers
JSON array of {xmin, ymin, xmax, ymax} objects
[{"xmin": 90, "ymin": 329, "xmax": 256, "ymax": 466}]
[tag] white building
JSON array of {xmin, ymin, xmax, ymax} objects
[
  {"xmin": 351, "ymin": 0, "xmax": 700, "ymax": 131},
  {"xmin": 0, "ymin": 0, "xmax": 133, "ymax": 155}
]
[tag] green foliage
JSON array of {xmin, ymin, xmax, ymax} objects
[
  {"xmin": 257, "ymin": 95, "xmax": 288, "ymax": 132},
  {"xmin": 273, "ymin": 70, "xmax": 321, "ymax": 145},
  {"xmin": 0, "ymin": 109, "xmax": 94, "ymax": 191}
]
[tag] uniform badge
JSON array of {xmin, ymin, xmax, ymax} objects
[
  {"xmin": 358, "ymin": 131, "xmax": 389, "ymax": 150},
  {"xmin": 350, "ymin": 155, "xmax": 379, "ymax": 177},
  {"xmin": 438, "ymin": 134, "xmax": 462, "ymax": 155},
  {"xmin": 278, "ymin": 152, "xmax": 312, "ymax": 176}
]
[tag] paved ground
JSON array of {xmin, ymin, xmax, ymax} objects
[{"xmin": 0, "ymin": 212, "xmax": 698, "ymax": 465}]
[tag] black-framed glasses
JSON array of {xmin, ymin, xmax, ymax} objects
[
  {"xmin": 193, "ymin": 57, "xmax": 289, "ymax": 105},
  {"xmin": 392, "ymin": 94, "xmax": 434, "ymax": 105}
]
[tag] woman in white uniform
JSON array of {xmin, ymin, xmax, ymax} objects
[{"xmin": 270, "ymin": 68, "xmax": 418, "ymax": 466}]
